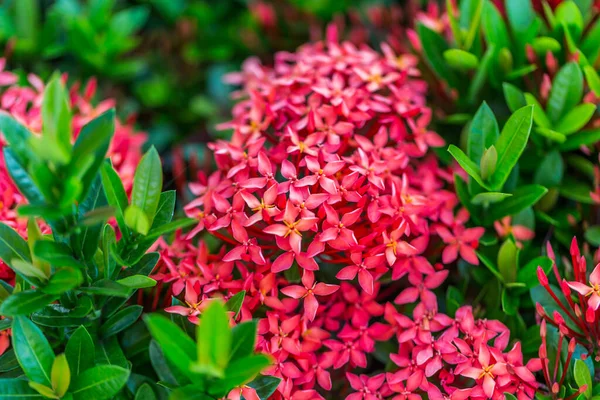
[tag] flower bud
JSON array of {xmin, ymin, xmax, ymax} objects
[
  {"xmin": 480, "ymin": 145, "xmax": 497, "ymax": 181},
  {"xmin": 537, "ymin": 266, "xmax": 548, "ymax": 287},
  {"xmin": 499, "ymin": 48, "xmax": 513, "ymax": 73}
]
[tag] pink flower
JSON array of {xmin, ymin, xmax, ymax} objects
[
  {"xmin": 280, "ymin": 271, "xmax": 339, "ymax": 321},
  {"xmin": 460, "ymin": 345, "xmax": 508, "ymax": 398},
  {"xmin": 494, "ymin": 217, "xmax": 535, "ymax": 244},
  {"xmin": 263, "ymin": 202, "xmax": 319, "ymax": 254},
  {"xmin": 336, "ymin": 252, "xmax": 385, "ymax": 295},
  {"xmin": 566, "ymin": 262, "xmax": 600, "ymax": 312},
  {"xmin": 436, "ymin": 225, "xmax": 484, "ymax": 265}
]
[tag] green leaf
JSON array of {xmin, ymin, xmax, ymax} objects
[
  {"xmin": 65, "ymin": 326, "xmax": 95, "ymax": 377},
  {"xmin": 443, "ymin": 49, "xmax": 479, "ymax": 71},
  {"xmin": 517, "ymin": 257, "xmax": 553, "ymax": 289},
  {"xmin": 149, "ymin": 340, "xmax": 189, "ymax": 387},
  {"xmin": 524, "ymin": 93, "xmax": 551, "ymax": 129},
  {"xmin": 453, "ymin": 174, "xmax": 481, "ymax": 224},
  {"xmin": 41, "ymin": 267, "xmax": 83, "ymax": 295},
  {"xmin": 40, "ymin": 74, "xmax": 72, "ymax": 164},
  {"xmin": 0, "ymin": 222, "xmax": 31, "ymax": 269},
  {"xmin": 31, "ymin": 297, "xmax": 92, "ymax": 328},
  {"xmin": 99, "ymin": 305, "xmax": 143, "ymax": 338},
  {"xmin": 447, "ymin": 145, "xmax": 490, "ymax": 189},
  {"xmin": 490, "ymin": 105, "xmax": 534, "ymax": 190},
  {"xmin": 169, "ymin": 386, "xmax": 212, "ymax": 400},
  {"xmin": 585, "ymin": 226, "xmax": 600, "ymax": 246},
  {"xmin": 247, "ymin": 375, "xmax": 281, "ymax": 400},
  {"xmin": 151, "ymin": 191, "xmax": 176, "ymax": 228},
  {"xmin": 417, "ymin": 23, "xmax": 459, "ymax": 88},
  {"xmin": 230, "ymin": 320, "xmax": 257, "ymax": 362},
  {"xmin": 0, "ymin": 378, "xmax": 43, "ymax": 399},
  {"xmin": 94, "ymin": 336, "xmax": 128, "ymax": 369},
  {"xmin": 535, "ymin": 127, "xmax": 566, "ymax": 143},
  {"xmin": 74, "ymin": 174, "xmax": 108, "ymax": 261},
  {"xmin": 134, "ymin": 383, "xmax": 156, "ymax": 400},
  {"xmin": 12, "ymin": 316, "xmax": 55, "ymax": 386},
  {"xmin": 70, "ymin": 365, "xmax": 130, "ymax": 400},
  {"xmin": 33, "ymin": 241, "xmax": 85, "ymax": 270},
  {"xmin": 3, "ymin": 148, "xmax": 45, "ymax": 205},
  {"xmin": 574, "ymin": 359, "xmax": 592, "ymax": 398},
  {"xmin": 531, "ymin": 37, "xmax": 561, "ymax": 54},
  {"xmin": 70, "ymin": 109, "xmax": 115, "ymax": 202},
  {"xmin": 547, "ymin": 63, "xmax": 583, "ymax": 124},
  {"xmin": 124, "ymin": 205, "xmax": 151, "ymax": 236},
  {"xmin": 0, "ymin": 113, "xmax": 34, "ymax": 166},
  {"xmin": 498, "ymin": 240, "xmax": 518, "ymax": 283},
  {"xmin": 131, "ymin": 147, "xmax": 163, "ymax": 226},
  {"xmin": 144, "ymin": 314, "xmax": 196, "ymax": 378},
  {"xmin": 0, "ymin": 291, "xmax": 58, "ymax": 317},
  {"xmin": 503, "ymin": 83, "xmax": 527, "ymax": 113},
  {"xmin": 534, "ymin": 151, "xmax": 564, "ymax": 188},
  {"xmin": 501, "ymin": 288, "xmax": 519, "ymax": 315},
  {"xmin": 468, "ymin": 102, "xmax": 499, "ymax": 163},
  {"xmin": 583, "ymin": 65, "xmax": 600, "ymax": 97},
  {"xmin": 10, "ymin": 260, "xmax": 48, "ymax": 282},
  {"xmin": 100, "ymin": 162, "xmax": 129, "ymax": 237},
  {"xmin": 482, "ymin": 1, "xmax": 510, "ymax": 49},
  {"xmin": 116, "ymin": 275, "xmax": 157, "ymax": 289},
  {"xmin": 505, "ymin": 0, "xmax": 535, "ymax": 33},
  {"xmin": 225, "ymin": 291, "xmax": 245, "ymax": 319},
  {"xmin": 556, "ymin": 1, "xmax": 584, "ymax": 42},
  {"xmin": 51, "ymin": 354, "xmax": 70, "ymax": 397},
  {"xmin": 221, "ymin": 355, "xmax": 271, "ymax": 389},
  {"xmin": 471, "ymin": 192, "xmax": 512, "ymax": 206},
  {"xmin": 145, "ymin": 218, "xmax": 196, "ymax": 240},
  {"xmin": 79, "ymin": 280, "xmax": 132, "ymax": 298},
  {"xmin": 483, "ymin": 184, "xmax": 548, "ymax": 224},
  {"xmin": 555, "ymin": 103, "xmax": 596, "ymax": 135},
  {"xmin": 196, "ymin": 301, "xmax": 231, "ymax": 376},
  {"xmin": 560, "ymin": 178, "xmax": 594, "ymax": 204}
]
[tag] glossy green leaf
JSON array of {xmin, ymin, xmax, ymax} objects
[
  {"xmin": 145, "ymin": 218, "xmax": 195, "ymax": 240},
  {"xmin": 574, "ymin": 359, "xmax": 592, "ymax": 398},
  {"xmin": 447, "ymin": 145, "xmax": 490, "ymax": 189},
  {"xmin": 524, "ymin": 93, "xmax": 550, "ymax": 129},
  {"xmin": 535, "ymin": 127, "xmax": 566, "ymax": 143},
  {"xmin": 583, "ymin": 65, "xmax": 600, "ymax": 97},
  {"xmin": 51, "ymin": 354, "xmax": 70, "ymax": 397},
  {"xmin": 443, "ymin": 49, "xmax": 479, "ymax": 71},
  {"xmin": 518, "ymin": 257, "xmax": 553, "ymax": 289},
  {"xmin": 417, "ymin": 23, "xmax": 458, "ymax": 88},
  {"xmin": 0, "ymin": 112, "xmax": 34, "ymax": 166},
  {"xmin": 0, "ymin": 378, "xmax": 43, "ymax": 399},
  {"xmin": 531, "ymin": 37, "xmax": 561, "ymax": 54},
  {"xmin": 0, "ymin": 291, "xmax": 58, "ymax": 317},
  {"xmin": 100, "ymin": 161, "xmax": 129, "ymax": 237},
  {"xmin": 482, "ymin": 1, "xmax": 509, "ymax": 49},
  {"xmin": 144, "ymin": 314, "xmax": 196, "ymax": 377},
  {"xmin": 3, "ymin": 149, "xmax": 45, "ymax": 205},
  {"xmin": 225, "ymin": 290, "xmax": 245, "ymax": 319},
  {"xmin": 134, "ymin": 383, "xmax": 156, "ymax": 400},
  {"xmin": 547, "ymin": 63, "xmax": 583, "ymax": 124},
  {"xmin": 0, "ymin": 222, "xmax": 31, "ymax": 270},
  {"xmin": 116, "ymin": 275, "xmax": 157, "ymax": 289},
  {"xmin": 74, "ymin": 174, "xmax": 108, "ymax": 261},
  {"xmin": 124, "ymin": 205, "xmax": 150, "ymax": 236},
  {"xmin": 40, "ymin": 75, "xmax": 72, "ymax": 164},
  {"xmin": 230, "ymin": 320, "xmax": 257, "ymax": 362},
  {"xmin": 40, "ymin": 267, "xmax": 83, "ymax": 295},
  {"xmin": 12, "ymin": 316, "xmax": 54, "ymax": 386},
  {"xmin": 131, "ymin": 146, "xmax": 163, "ymax": 226},
  {"xmin": 196, "ymin": 301, "xmax": 231, "ymax": 376},
  {"xmin": 555, "ymin": 103, "xmax": 596, "ymax": 135},
  {"xmin": 490, "ymin": 105, "xmax": 534, "ymax": 190},
  {"xmin": 534, "ymin": 151, "xmax": 564, "ymax": 188},
  {"xmin": 501, "ymin": 288, "xmax": 519, "ymax": 315},
  {"xmin": 498, "ymin": 240, "xmax": 518, "ymax": 283},
  {"xmin": 151, "ymin": 191, "xmax": 176, "ymax": 228},
  {"xmin": 80, "ymin": 280, "xmax": 132, "ymax": 298},
  {"xmin": 33, "ymin": 241, "xmax": 85, "ymax": 270},
  {"xmin": 31, "ymin": 297, "xmax": 92, "ymax": 328},
  {"xmin": 483, "ymin": 184, "xmax": 548, "ymax": 223},
  {"xmin": 65, "ymin": 326, "xmax": 95, "ymax": 377},
  {"xmin": 70, "ymin": 365, "xmax": 130, "ymax": 400},
  {"xmin": 555, "ymin": 1, "xmax": 583, "ymax": 41},
  {"xmin": 468, "ymin": 102, "xmax": 499, "ymax": 163},
  {"xmin": 585, "ymin": 226, "xmax": 600, "ymax": 246},
  {"xmin": 247, "ymin": 375, "xmax": 281, "ymax": 400},
  {"xmin": 221, "ymin": 355, "xmax": 271, "ymax": 389},
  {"xmin": 100, "ymin": 305, "xmax": 143, "ymax": 337},
  {"xmin": 471, "ymin": 192, "xmax": 511, "ymax": 206},
  {"xmin": 503, "ymin": 83, "xmax": 527, "ymax": 113}
]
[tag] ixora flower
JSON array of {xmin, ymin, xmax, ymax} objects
[
  {"xmin": 537, "ymin": 238, "xmax": 600, "ymax": 357},
  {"xmin": 151, "ymin": 26, "xmax": 536, "ymax": 399},
  {"xmin": 0, "ymin": 61, "xmax": 146, "ymax": 290}
]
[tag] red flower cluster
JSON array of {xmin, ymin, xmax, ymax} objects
[
  {"xmin": 0, "ymin": 59, "xmax": 146, "ymax": 285},
  {"xmin": 537, "ymin": 239, "xmax": 600, "ymax": 359},
  {"xmin": 152, "ymin": 29, "xmax": 539, "ymax": 398}
]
